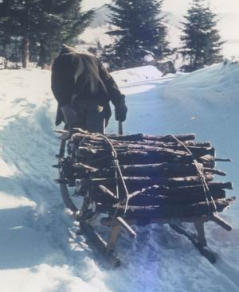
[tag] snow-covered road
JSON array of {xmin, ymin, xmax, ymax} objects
[{"xmin": 0, "ymin": 64, "xmax": 239, "ymax": 292}]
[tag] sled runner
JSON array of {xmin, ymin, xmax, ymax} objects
[{"xmin": 55, "ymin": 128, "xmax": 235, "ymax": 266}]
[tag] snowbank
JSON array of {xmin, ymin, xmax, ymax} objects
[
  {"xmin": 112, "ymin": 65, "xmax": 163, "ymax": 86},
  {"xmin": 163, "ymin": 62, "xmax": 239, "ymax": 103}
]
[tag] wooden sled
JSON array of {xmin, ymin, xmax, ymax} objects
[{"xmin": 55, "ymin": 130, "xmax": 235, "ymax": 267}]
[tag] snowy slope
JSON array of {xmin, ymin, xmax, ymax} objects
[
  {"xmin": 0, "ymin": 63, "xmax": 239, "ymax": 291},
  {"xmin": 112, "ymin": 65, "xmax": 163, "ymax": 86}
]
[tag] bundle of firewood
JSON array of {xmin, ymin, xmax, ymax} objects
[{"xmin": 57, "ymin": 129, "xmax": 235, "ymax": 222}]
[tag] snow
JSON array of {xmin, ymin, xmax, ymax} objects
[
  {"xmin": 0, "ymin": 62, "xmax": 239, "ymax": 291},
  {"xmin": 144, "ymin": 54, "xmax": 155, "ymax": 63},
  {"xmin": 79, "ymin": 26, "xmax": 113, "ymax": 47},
  {"xmin": 112, "ymin": 65, "xmax": 163, "ymax": 86}
]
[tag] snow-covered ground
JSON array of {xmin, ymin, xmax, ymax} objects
[{"xmin": 0, "ymin": 63, "xmax": 239, "ymax": 291}]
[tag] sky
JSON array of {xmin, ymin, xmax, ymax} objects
[
  {"xmin": 82, "ymin": 0, "xmax": 239, "ymax": 14},
  {"xmin": 82, "ymin": 0, "xmax": 239, "ymax": 58}
]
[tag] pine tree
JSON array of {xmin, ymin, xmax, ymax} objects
[
  {"xmin": 0, "ymin": 0, "xmax": 93, "ymax": 68},
  {"xmin": 32, "ymin": 0, "xmax": 94, "ymax": 68},
  {"xmin": 0, "ymin": 0, "xmax": 21, "ymax": 66},
  {"xmin": 180, "ymin": 0, "xmax": 223, "ymax": 72},
  {"xmin": 105, "ymin": 0, "xmax": 169, "ymax": 69},
  {"xmin": 0, "ymin": 0, "xmax": 43, "ymax": 68}
]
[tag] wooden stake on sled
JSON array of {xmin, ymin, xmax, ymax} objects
[
  {"xmin": 55, "ymin": 128, "xmax": 235, "ymax": 267},
  {"xmin": 57, "ymin": 131, "xmax": 122, "ymax": 267},
  {"xmin": 118, "ymin": 121, "xmax": 123, "ymax": 136}
]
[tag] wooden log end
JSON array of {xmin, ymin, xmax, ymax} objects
[
  {"xmin": 55, "ymin": 129, "xmax": 69, "ymax": 134},
  {"xmin": 52, "ymin": 164, "xmax": 60, "ymax": 168},
  {"xmin": 97, "ymin": 185, "xmax": 118, "ymax": 203},
  {"xmin": 215, "ymin": 158, "xmax": 231, "ymax": 162},
  {"xmin": 55, "ymin": 178, "xmax": 68, "ymax": 184},
  {"xmin": 204, "ymin": 168, "xmax": 226, "ymax": 176},
  {"xmin": 116, "ymin": 216, "xmax": 137, "ymax": 238}
]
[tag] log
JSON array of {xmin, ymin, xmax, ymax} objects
[
  {"xmin": 62, "ymin": 157, "xmax": 225, "ymax": 181},
  {"xmin": 74, "ymin": 147, "xmax": 215, "ymax": 168},
  {"xmin": 61, "ymin": 159, "xmax": 225, "ymax": 183},
  {"xmin": 71, "ymin": 162, "xmax": 203, "ymax": 178},
  {"xmin": 73, "ymin": 162, "xmax": 97, "ymax": 171},
  {"xmin": 67, "ymin": 130, "xmax": 213, "ymax": 152},
  {"xmin": 127, "ymin": 191, "xmax": 226, "ymax": 206},
  {"xmin": 119, "ymin": 163, "xmax": 224, "ymax": 177},
  {"xmin": 204, "ymin": 168, "xmax": 226, "ymax": 176},
  {"xmin": 70, "ymin": 133, "xmax": 196, "ymax": 147},
  {"xmin": 78, "ymin": 154, "xmax": 194, "ymax": 167},
  {"xmin": 90, "ymin": 183, "xmax": 227, "ymax": 206},
  {"xmin": 77, "ymin": 143, "xmax": 215, "ymax": 158},
  {"xmin": 215, "ymin": 158, "xmax": 231, "ymax": 162},
  {"xmin": 58, "ymin": 175, "xmax": 232, "ymax": 196},
  {"xmin": 68, "ymin": 162, "xmax": 202, "ymax": 179},
  {"xmin": 97, "ymin": 198, "xmax": 235, "ymax": 219},
  {"xmin": 184, "ymin": 141, "xmax": 212, "ymax": 147},
  {"xmin": 83, "ymin": 174, "xmax": 214, "ymax": 193},
  {"xmin": 102, "ymin": 163, "xmax": 224, "ymax": 178},
  {"xmin": 92, "ymin": 184, "xmax": 118, "ymax": 204},
  {"xmin": 75, "ymin": 146, "xmax": 193, "ymax": 160},
  {"xmin": 74, "ymin": 137, "xmax": 211, "ymax": 149},
  {"xmin": 74, "ymin": 141, "xmax": 214, "ymax": 157},
  {"xmin": 198, "ymin": 155, "xmax": 215, "ymax": 168},
  {"xmin": 113, "ymin": 140, "xmax": 212, "ymax": 148},
  {"xmin": 72, "ymin": 140, "xmax": 225, "ymax": 167},
  {"xmin": 107, "ymin": 133, "xmax": 196, "ymax": 142},
  {"xmin": 130, "ymin": 182, "xmax": 232, "ymax": 198},
  {"xmin": 112, "ymin": 162, "xmax": 203, "ymax": 177},
  {"xmin": 69, "ymin": 132, "xmax": 216, "ymax": 168}
]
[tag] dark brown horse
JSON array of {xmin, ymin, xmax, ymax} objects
[{"xmin": 51, "ymin": 45, "xmax": 127, "ymax": 133}]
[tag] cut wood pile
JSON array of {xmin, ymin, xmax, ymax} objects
[{"xmin": 56, "ymin": 129, "xmax": 235, "ymax": 223}]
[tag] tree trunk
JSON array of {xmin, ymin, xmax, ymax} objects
[
  {"xmin": 22, "ymin": 0, "xmax": 30, "ymax": 68},
  {"xmin": 38, "ymin": 41, "xmax": 50, "ymax": 69},
  {"xmin": 22, "ymin": 32, "xmax": 30, "ymax": 68}
]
